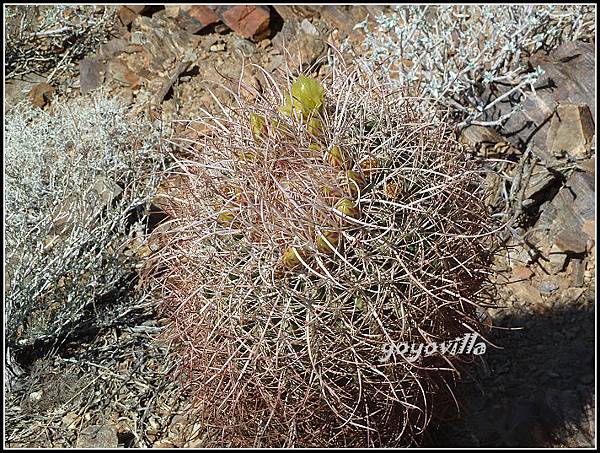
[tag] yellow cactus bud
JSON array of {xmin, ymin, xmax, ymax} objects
[
  {"xmin": 249, "ymin": 113, "xmax": 266, "ymax": 139},
  {"xmin": 384, "ymin": 180, "xmax": 404, "ymax": 200},
  {"xmin": 280, "ymin": 75, "xmax": 325, "ymax": 119},
  {"xmin": 354, "ymin": 297, "xmax": 365, "ymax": 311},
  {"xmin": 359, "ymin": 158, "xmax": 380, "ymax": 180},
  {"xmin": 307, "ymin": 115, "xmax": 323, "ymax": 139},
  {"xmin": 316, "ymin": 230, "xmax": 340, "ymax": 254},
  {"xmin": 282, "ymin": 247, "xmax": 306, "ymax": 269},
  {"xmin": 335, "ymin": 198, "xmax": 360, "ymax": 219},
  {"xmin": 345, "ymin": 170, "xmax": 366, "ymax": 198},
  {"xmin": 326, "ymin": 145, "xmax": 353, "ymax": 170},
  {"xmin": 218, "ymin": 211, "xmax": 235, "ymax": 224},
  {"xmin": 238, "ymin": 150, "xmax": 256, "ymax": 161}
]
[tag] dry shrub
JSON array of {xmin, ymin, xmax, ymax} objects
[
  {"xmin": 5, "ymin": 93, "xmax": 164, "ymax": 352},
  {"xmin": 148, "ymin": 52, "xmax": 495, "ymax": 446}
]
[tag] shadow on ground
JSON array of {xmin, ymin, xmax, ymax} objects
[{"xmin": 425, "ymin": 292, "xmax": 595, "ymax": 447}]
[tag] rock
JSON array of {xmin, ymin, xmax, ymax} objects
[
  {"xmin": 495, "ymin": 41, "xmax": 596, "ymax": 163},
  {"xmin": 301, "ymin": 18, "xmax": 319, "ymax": 36},
  {"xmin": 28, "ymin": 83, "xmax": 54, "ymax": 108},
  {"xmin": 272, "ymin": 20, "xmax": 326, "ymax": 69},
  {"xmin": 511, "ymin": 265, "xmax": 534, "ymax": 281},
  {"xmin": 61, "ymin": 412, "xmax": 80, "ymax": 429},
  {"xmin": 164, "ymin": 5, "xmax": 181, "ymax": 18},
  {"xmin": 108, "ymin": 59, "xmax": 140, "ymax": 88},
  {"xmin": 258, "ymin": 38, "xmax": 271, "ymax": 49},
  {"xmin": 554, "ymin": 228, "xmax": 588, "ymax": 254},
  {"xmin": 272, "ymin": 5, "xmax": 320, "ymax": 21},
  {"xmin": 319, "ymin": 5, "xmax": 366, "ymax": 42},
  {"xmin": 538, "ymin": 281, "xmax": 559, "ymax": 295},
  {"xmin": 5, "ymin": 73, "xmax": 48, "ymax": 110},
  {"xmin": 97, "ymin": 37, "xmax": 129, "ymax": 59},
  {"xmin": 547, "ymin": 245, "xmax": 568, "ymax": 274},
  {"xmin": 560, "ymin": 287, "xmax": 586, "ymax": 303},
  {"xmin": 507, "ymin": 281, "xmax": 544, "ymax": 305},
  {"xmin": 76, "ymin": 424, "xmax": 118, "ymax": 448},
  {"xmin": 209, "ymin": 43, "xmax": 226, "ymax": 52},
  {"xmin": 460, "ymin": 124, "xmax": 505, "ymax": 147},
  {"xmin": 131, "ymin": 16, "xmax": 199, "ymax": 74},
  {"xmin": 582, "ymin": 219, "xmax": 595, "ymax": 240},
  {"xmin": 546, "ymin": 103, "xmax": 595, "ymax": 159},
  {"xmin": 523, "ymin": 163, "xmax": 558, "ymax": 203},
  {"xmin": 29, "ymin": 390, "xmax": 43, "ymax": 402},
  {"xmin": 265, "ymin": 53, "xmax": 284, "ymax": 72},
  {"xmin": 125, "ymin": 5, "xmax": 150, "ymax": 15},
  {"xmin": 568, "ymin": 258, "xmax": 586, "ymax": 287},
  {"xmin": 566, "ymin": 171, "xmax": 595, "ymax": 219},
  {"xmin": 79, "ymin": 58, "xmax": 106, "ymax": 95},
  {"xmin": 220, "ymin": 5, "xmax": 271, "ymax": 42},
  {"xmin": 175, "ymin": 6, "xmax": 220, "ymax": 34},
  {"xmin": 297, "ymin": 32, "xmax": 326, "ymax": 68},
  {"xmin": 117, "ymin": 6, "xmax": 143, "ymax": 27},
  {"xmin": 231, "ymin": 36, "xmax": 255, "ymax": 56},
  {"xmin": 532, "ymin": 170, "xmax": 595, "ymax": 259}
]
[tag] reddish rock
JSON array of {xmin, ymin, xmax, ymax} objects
[
  {"xmin": 189, "ymin": 6, "xmax": 219, "ymax": 27},
  {"xmin": 221, "ymin": 5, "xmax": 270, "ymax": 42},
  {"xmin": 319, "ymin": 6, "xmax": 353, "ymax": 34},
  {"xmin": 108, "ymin": 59, "xmax": 140, "ymax": 88},
  {"xmin": 124, "ymin": 5, "xmax": 148, "ymax": 14},
  {"xmin": 175, "ymin": 6, "xmax": 220, "ymax": 34},
  {"xmin": 508, "ymin": 281, "xmax": 544, "ymax": 305},
  {"xmin": 117, "ymin": 6, "xmax": 140, "ymax": 27},
  {"xmin": 582, "ymin": 219, "xmax": 595, "ymax": 240},
  {"xmin": 320, "ymin": 5, "xmax": 369, "ymax": 42}
]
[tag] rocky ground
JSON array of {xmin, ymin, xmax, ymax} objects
[{"xmin": 4, "ymin": 5, "xmax": 595, "ymax": 448}]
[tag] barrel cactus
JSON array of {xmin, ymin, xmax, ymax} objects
[{"xmin": 148, "ymin": 53, "xmax": 494, "ymax": 447}]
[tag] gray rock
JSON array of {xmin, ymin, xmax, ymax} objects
[
  {"xmin": 80, "ymin": 58, "xmax": 107, "ymax": 95},
  {"xmin": 300, "ymin": 18, "xmax": 319, "ymax": 36},
  {"xmin": 538, "ymin": 281, "xmax": 558, "ymax": 294},
  {"xmin": 532, "ymin": 170, "xmax": 595, "ymax": 256},
  {"xmin": 272, "ymin": 20, "xmax": 326, "ymax": 69},
  {"xmin": 568, "ymin": 258, "xmax": 586, "ymax": 287},
  {"xmin": 76, "ymin": 424, "xmax": 118, "ymax": 448},
  {"xmin": 523, "ymin": 164, "xmax": 558, "ymax": 202}
]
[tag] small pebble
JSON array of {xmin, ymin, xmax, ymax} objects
[
  {"xmin": 210, "ymin": 43, "xmax": 226, "ymax": 52},
  {"xmin": 258, "ymin": 39, "xmax": 271, "ymax": 49},
  {"xmin": 539, "ymin": 281, "xmax": 558, "ymax": 294}
]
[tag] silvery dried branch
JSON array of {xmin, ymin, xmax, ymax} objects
[{"xmin": 354, "ymin": 5, "xmax": 595, "ymax": 127}]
